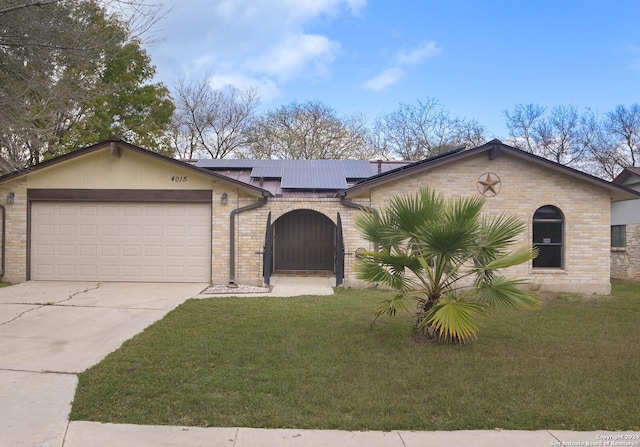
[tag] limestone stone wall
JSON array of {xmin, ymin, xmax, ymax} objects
[{"xmin": 611, "ymin": 223, "xmax": 640, "ymax": 280}]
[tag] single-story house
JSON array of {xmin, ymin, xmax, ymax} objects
[
  {"xmin": 0, "ymin": 137, "xmax": 636, "ymax": 294},
  {"xmin": 611, "ymin": 167, "xmax": 640, "ymax": 279}
]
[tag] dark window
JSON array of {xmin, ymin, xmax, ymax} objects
[
  {"xmin": 533, "ymin": 206, "xmax": 563, "ymax": 268},
  {"xmin": 611, "ymin": 225, "xmax": 626, "ymax": 248}
]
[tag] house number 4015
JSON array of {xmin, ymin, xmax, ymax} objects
[{"xmin": 171, "ymin": 176, "xmax": 187, "ymax": 182}]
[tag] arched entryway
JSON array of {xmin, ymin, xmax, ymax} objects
[{"xmin": 273, "ymin": 209, "xmax": 336, "ymax": 273}]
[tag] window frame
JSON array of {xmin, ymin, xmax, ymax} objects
[
  {"xmin": 532, "ymin": 205, "xmax": 564, "ymax": 269},
  {"xmin": 611, "ymin": 224, "xmax": 627, "ymax": 248}
]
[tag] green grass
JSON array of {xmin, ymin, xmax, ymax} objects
[{"xmin": 71, "ymin": 282, "xmax": 640, "ymax": 431}]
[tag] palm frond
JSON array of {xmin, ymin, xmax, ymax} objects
[
  {"xmin": 476, "ymin": 276, "xmax": 542, "ymax": 311},
  {"xmin": 483, "ymin": 246, "xmax": 538, "ymax": 270},
  {"xmin": 474, "ymin": 214, "xmax": 528, "ymax": 265},
  {"xmin": 355, "ymin": 250, "xmax": 420, "ymax": 292},
  {"xmin": 480, "ymin": 213, "xmax": 527, "ymax": 248},
  {"xmin": 373, "ymin": 292, "xmax": 413, "ymax": 321},
  {"xmin": 420, "ymin": 295, "xmax": 489, "ymax": 344},
  {"xmin": 354, "ymin": 185, "xmax": 539, "ymax": 344}
]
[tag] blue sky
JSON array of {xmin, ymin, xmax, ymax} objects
[{"xmin": 146, "ymin": 0, "xmax": 640, "ymax": 139}]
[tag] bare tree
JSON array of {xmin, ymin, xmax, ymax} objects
[
  {"xmin": 606, "ymin": 105, "xmax": 640, "ymax": 168},
  {"xmin": 505, "ymin": 103, "xmax": 640, "ymax": 180},
  {"xmin": 504, "ymin": 104, "xmax": 588, "ymax": 167},
  {"xmin": 536, "ymin": 106, "xmax": 586, "ymax": 165},
  {"xmin": 503, "ymin": 104, "xmax": 546, "ymax": 154},
  {"xmin": 370, "ymin": 98, "xmax": 488, "ymax": 160},
  {"xmin": 454, "ymin": 118, "xmax": 488, "ymax": 149},
  {"xmin": 171, "ymin": 77, "xmax": 260, "ymax": 159},
  {"xmin": 580, "ymin": 105, "xmax": 640, "ymax": 180},
  {"xmin": 243, "ymin": 101, "xmax": 374, "ymax": 160}
]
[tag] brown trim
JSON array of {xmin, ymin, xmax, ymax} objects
[
  {"xmin": 345, "ymin": 140, "xmax": 640, "ymax": 201},
  {"xmin": 27, "ymin": 189, "xmax": 212, "ymax": 203},
  {"xmin": 0, "ymin": 137, "xmax": 271, "ymax": 197}
]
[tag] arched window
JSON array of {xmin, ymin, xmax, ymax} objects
[{"xmin": 533, "ymin": 205, "xmax": 563, "ymax": 268}]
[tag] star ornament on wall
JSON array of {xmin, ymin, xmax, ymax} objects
[{"xmin": 477, "ymin": 172, "xmax": 501, "ymax": 196}]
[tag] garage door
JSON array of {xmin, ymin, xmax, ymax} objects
[{"xmin": 30, "ymin": 202, "xmax": 211, "ymax": 282}]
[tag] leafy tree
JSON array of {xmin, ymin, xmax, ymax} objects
[
  {"xmin": 171, "ymin": 76, "xmax": 260, "ymax": 159},
  {"xmin": 370, "ymin": 98, "xmax": 488, "ymax": 160},
  {"xmin": 0, "ymin": 0, "xmax": 173, "ymax": 167},
  {"xmin": 355, "ymin": 187, "xmax": 540, "ymax": 344},
  {"xmin": 243, "ymin": 100, "xmax": 374, "ymax": 159},
  {"xmin": 60, "ymin": 34, "xmax": 175, "ymax": 155}
]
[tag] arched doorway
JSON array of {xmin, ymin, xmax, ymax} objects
[{"xmin": 273, "ymin": 209, "xmax": 336, "ymax": 272}]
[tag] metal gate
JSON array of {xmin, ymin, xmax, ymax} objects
[
  {"xmin": 274, "ymin": 209, "xmax": 335, "ymax": 272},
  {"xmin": 263, "ymin": 212, "xmax": 273, "ymax": 285},
  {"xmin": 336, "ymin": 212, "xmax": 344, "ymax": 286}
]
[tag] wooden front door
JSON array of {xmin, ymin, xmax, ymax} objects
[{"xmin": 274, "ymin": 210, "xmax": 335, "ymax": 271}]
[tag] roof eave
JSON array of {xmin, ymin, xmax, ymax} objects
[
  {"xmin": 0, "ymin": 138, "xmax": 272, "ymax": 198},
  {"xmin": 345, "ymin": 140, "xmax": 639, "ymax": 201}
]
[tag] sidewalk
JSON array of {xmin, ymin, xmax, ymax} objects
[{"xmin": 63, "ymin": 422, "xmax": 640, "ymax": 447}]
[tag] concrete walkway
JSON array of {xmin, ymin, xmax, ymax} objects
[
  {"xmin": 1, "ymin": 279, "xmax": 638, "ymax": 446},
  {"xmin": 269, "ymin": 275, "xmax": 335, "ymax": 296}
]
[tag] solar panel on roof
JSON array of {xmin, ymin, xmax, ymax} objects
[
  {"xmin": 251, "ymin": 159, "xmax": 284, "ymax": 178},
  {"xmin": 198, "ymin": 158, "xmax": 374, "ymax": 190},
  {"xmin": 281, "ymin": 160, "xmax": 314, "ymax": 188},
  {"xmin": 342, "ymin": 160, "xmax": 375, "ymax": 178},
  {"xmin": 196, "ymin": 159, "xmax": 257, "ymax": 169},
  {"xmin": 314, "ymin": 160, "xmax": 348, "ymax": 189}
]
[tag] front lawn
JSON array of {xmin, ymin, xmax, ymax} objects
[{"xmin": 70, "ymin": 282, "xmax": 640, "ymax": 431}]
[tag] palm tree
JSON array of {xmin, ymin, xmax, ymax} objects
[{"xmin": 355, "ymin": 187, "xmax": 540, "ymax": 344}]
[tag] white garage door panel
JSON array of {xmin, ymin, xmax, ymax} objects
[{"xmin": 31, "ymin": 202, "xmax": 211, "ymax": 282}]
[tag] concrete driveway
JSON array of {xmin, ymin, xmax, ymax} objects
[{"xmin": 0, "ymin": 281, "xmax": 207, "ymax": 447}]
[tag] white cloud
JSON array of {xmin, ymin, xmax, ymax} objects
[
  {"xmin": 250, "ymin": 34, "xmax": 340, "ymax": 82},
  {"xmin": 208, "ymin": 74, "xmax": 280, "ymax": 101},
  {"xmin": 215, "ymin": 0, "xmax": 364, "ymax": 24},
  {"xmin": 395, "ymin": 41, "xmax": 441, "ymax": 65},
  {"xmin": 361, "ymin": 41, "xmax": 441, "ymax": 91},
  {"xmin": 361, "ymin": 67, "xmax": 405, "ymax": 91},
  {"xmin": 148, "ymin": 0, "xmax": 365, "ymax": 97}
]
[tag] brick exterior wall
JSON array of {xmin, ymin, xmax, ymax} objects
[
  {"xmin": 0, "ymin": 146, "xmax": 614, "ymax": 295},
  {"xmin": 0, "ymin": 178, "xmax": 28, "ymax": 283},
  {"xmin": 611, "ymin": 223, "xmax": 640, "ymax": 280},
  {"xmin": 229, "ymin": 151, "xmax": 612, "ymax": 294},
  {"xmin": 349, "ymin": 152, "xmax": 612, "ymax": 294},
  {"xmin": 229, "ymin": 197, "xmax": 371, "ymax": 286}
]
